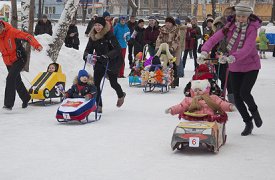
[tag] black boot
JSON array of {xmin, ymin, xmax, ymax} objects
[
  {"xmin": 241, "ymin": 121, "xmax": 253, "ymax": 136},
  {"xmin": 251, "ymin": 110, "xmax": 263, "ymax": 128}
]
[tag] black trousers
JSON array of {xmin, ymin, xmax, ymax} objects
[
  {"xmin": 94, "ymin": 64, "xmax": 124, "ymax": 107},
  {"xmin": 128, "ymin": 44, "xmax": 134, "ymax": 65},
  {"xmin": 5, "ymin": 58, "xmax": 30, "ymax": 107},
  {"xmin": 231, "ymin": 70, "xmax": 259, "ymax": 122}
]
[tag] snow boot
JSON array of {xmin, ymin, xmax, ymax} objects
[
  {"xmin": 227, "ymin": 93, "xmax": 235, "ymax": 104},
  {"xmin": 251, "ymin": 110, "xmax": 263, "ymax": 128},
  {"xmin": 3, "ymin": 105, "xmax": 12, "ymax": 110},
  {"xmin": 241, "ymin": 120, "xmax": 253, "ymax": 136},
  {"xmin": 22, "ymin": 96, "xmax": 31, "ymax": 108},
  {"xmin": 116, "ymin": 92, "xmax": 126, "ymax": 107}
]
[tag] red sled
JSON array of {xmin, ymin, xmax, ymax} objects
[{"xmin": 56, "ymin": 98, "xmax": 101, "ymax": 124}]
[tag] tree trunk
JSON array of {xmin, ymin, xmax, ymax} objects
[
  {"xmin": 271, "ymin": 0, "xmax": 275, "ymax": 24},
  {"xmin": 128, "ymin": 0, "xmax": 138, "ymax": 16},
  {"xmin": 47, "ymin": 0, "xmax": 80, "ymax": 62},
  {"xmin": 11, "ymin": 0, "xmax": 18, "ymax": 28},
  {"xmin": 193, "ymin": 0, "xmax": 198, "ymax": 17},
  {"xmin": 38, "ymin": 0, "xmax": 42, "ymax": 20},
  {"xmin": 202, "ymin": 0, "xmax": 206, "ymax": 19},
  {"xmin": 82, "ymin": 0, "xmax": 88, "ymax": 24},
  {"xmin": 211, "ymin": 0, "xmax": 216, "ymax": 19}
]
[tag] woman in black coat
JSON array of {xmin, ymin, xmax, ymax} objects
[
  {"xmin": 65, "ymin": 20, "xmax": 80, "ymax": 50},
  {"xmin": 83, "ymin": 17, "xmax": 126, "ymax": 113},
  {"xmin": 132, "ymin": 19, "xmax": 145, "ymax": 56}
]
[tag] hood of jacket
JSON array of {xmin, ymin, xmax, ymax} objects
[
  {"xmin": 159, "ymin": 25, "xmax": 178, "ymax": 34},
  {"xmin": 73, "ymin": 75, "xmax": 94, "ymax": 85},
  {"xmin": 0, "ymin": 20, "xmax": 12, "ymax": 38},
  {"xmin": 89, "ymin": 22, "xmax": 111, "ymax": 41}
]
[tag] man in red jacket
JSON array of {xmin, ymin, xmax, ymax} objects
[{"xmin": 0, "ymin": 21, "xmax": 43, "ymax": 110}]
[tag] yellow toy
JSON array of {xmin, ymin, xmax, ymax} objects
[
  {"xmin": 29, "ymin": 63, "xmax": 66, "ymax": 104},
  {"xmin": 155, "ymin": 43, "xmax": 176, "ymax": 69}
]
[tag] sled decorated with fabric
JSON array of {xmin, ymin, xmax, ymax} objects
[{"xmin": 56, "ymin": 98, "xmax": 101, "ymax": 124}]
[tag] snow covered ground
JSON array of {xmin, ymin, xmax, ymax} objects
[{"xmin": 0, "ymin": 25, "xmax": 275, "ymax": 180}]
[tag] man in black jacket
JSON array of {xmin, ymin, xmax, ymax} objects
[
  {"xmin": 34, "ymin": 14, "xmax": 53, "ymax": 36},
  {"xmin": 126, "ymin": 15, "xmax": 137, "ymax": 67}
]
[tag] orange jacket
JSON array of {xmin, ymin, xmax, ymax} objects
[{"xmin": 0, "ymin": 21, "xmax": 42, "ymax": 65}]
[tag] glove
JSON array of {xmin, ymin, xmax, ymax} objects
[
  {"xmin": 218, "ymin": 56, "xmax": 227, "ymax": 64},
  {"xmin": 227, "ymin": 55, "xmax": 235, "ymax": 64},
  {"xmin": 86, "ymin": 54, "xmax": 94, "ymax": 65},
  {"xmin": 197, "ymin": 51, "xmax": 208, "ymax": 64},
  {"xmin": 99, "ymin": 55, "xmax": 109, "ymax": 64},
  {"xmin": 165, "ymin": 108, "xmax": 171, "ymax": 114},
  {"xmin": 219, "ymin": 55, "xmax": 235, "ymax": 64},
  {"xmin": 85, "ymin": 94, "xmax": 91, "ymax": 101}
]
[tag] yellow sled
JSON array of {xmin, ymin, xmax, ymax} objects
[{"xmin": 29, "ymin": 63, "xmax": 66, "ymax": 103}]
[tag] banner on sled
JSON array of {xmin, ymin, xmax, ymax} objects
[{"xmin": 56, "ymin": 98, "xmax": 97, "ymax": 121}]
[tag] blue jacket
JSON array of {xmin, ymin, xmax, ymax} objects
[{"xmin": 114, "ymin": 22, "xmax": 130, "ymax": 48}]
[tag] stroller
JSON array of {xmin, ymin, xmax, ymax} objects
[
  {"xmin": 184, "ymin": 60, "xmax": 222, "ymax": 98},
  {"xmin": 56, "ymin": 56, "xmax": 108, "ymax": 124},
  {"xmin": 141, "ymin": 43, "xmax": 175, "ymax": 93},
  {"xmin": 128, "ymin": 45, "xmax": 149, "ymax": 87}
]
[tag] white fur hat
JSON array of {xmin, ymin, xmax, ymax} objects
[
  {"xmin": 191, "ymin": 80, "xmax": 210, "ymax": 91},
  {"xmin": 235, "ymin": 2, "xmax": 253, "ymax": 16}
]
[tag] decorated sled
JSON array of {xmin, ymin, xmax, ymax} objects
[
  {"xmin": 29, "ymin": 63, "xmax": 66, "ymax": 105},
  {"xmin": 171, "ymin": 111, "xmax": 227, "ymax": 153},
  {"xmin": 56, "ymin": 98, "xmax": 101, "ymax": 124}
]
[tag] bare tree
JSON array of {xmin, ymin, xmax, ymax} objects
[
  {"xmin": 38, "ymin": 0, "xmax": 42, "ymax": 20},
  {"xmin": 11, "ymin": 0, "xmax": 18, "ymax": 28},
  {"xmin": 128, "ymin": 0, "xmax": 138, "ymax": 16},
  {"xmin": 271, "ymin": 0, "xmax": 275, "ymax": 24},
  {"xmin": 82, "ymin": 0, "xmax": 89, "ymax": 24},
  {"xmin": 211, "ymin": 0, "xmax": 216, "ymax": 19},
  {"xmin": 47, "ymin": 0, "xmax": 80, "ymax": 62},
  {"xmin": 202, "ymin": 0, "xmax": 207, "ymax": 19},
  {"xmin": 193, "ymin": 0, "xmax": 198, "ymax": 17}
]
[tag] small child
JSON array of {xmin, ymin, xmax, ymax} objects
[
  {"xmin": 47, "ymin": 63, "xmax": 58, "ymax": 72},
  {"xmin": 166, "ymin": 79, "xmax": 234, "ymax": 122},
  {"xmin": 258, "ymin": 28, "xmax": 269, "ymax": 59},
  {"xmin": 65, "ymin": 69, "xmax": 97, "ymax": 101}
]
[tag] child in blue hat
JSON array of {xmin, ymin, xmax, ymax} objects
[{"xmin": 65, "ymin": 70, "xmax": 97, "ymax": 100}]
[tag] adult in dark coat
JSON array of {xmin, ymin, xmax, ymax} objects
[
  {"xmin": 83, "ymin": 17, "xmax": 126, "ymax": 112},
  {"xmin": 132, "ymin": 19, "xmax": 145, "ymax": 57},
  {"xmin": 143, "ymin": 16, "xmax": 160, "ymax": 56},
  {"xmin": 85, "ymin": 14, "xmax": 98, "ymax": 36},
  {"xmin": 126, "ymin": 15, "xmax": 137, "ymax": 66},
  {"xmin": 34, "ymin": 15, "xmax": 53, "ymax": 36},
  {"xmin": 65, "ymin": 20, "xmax": 80, "ymax": 50}
]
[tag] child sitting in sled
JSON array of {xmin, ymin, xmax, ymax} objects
[
  {"xmin": 166, "ymin": 79, "xmax": 234, "ymax": 123},
  {"xmin": 65, "ymin": 69, "xmax": 97, "ymax": 101},
  {"xmin": 155, "ymin": 43, "xmax": 176, "ymax": 69},
  {"xmin": 47, "ymin": 63, "xmax": 59, "ymax": 72}
]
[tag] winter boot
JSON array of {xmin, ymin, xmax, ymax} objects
[
  {"xmin": 116, "ymin": 92, "xmax": 126, "ymax": 107},
  {"xmin": 22, "ymin": 96, "xmax": 31, "ymax": 109},
  {"xmin": 227, "ymin": 93, "xmax": 235, "ymax": 104},
  {"xmin": 241, "ymin": 120, "xmax": 253, "ymax": 136},
  {"xmin": 251, "ymin": 110, "xmax": 263, "ymax": 128},
  {"xmin": 2, "ymin": 105, "xmax": 12, "ymax": 111}
]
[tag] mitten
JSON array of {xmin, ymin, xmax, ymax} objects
[
  {"xmin": 227, "ymin": 55, "xmax": 236, "ymax": 64},
  {"xmin": 219, "ymin": 56, "xmax": 227, "ymax": 64},
  {"xmin": 197, "ymin": 51, "xmax": 208, "ymax": 64},
  {"xmin": 165, "ymin": 108, "xmax": 171, "ymax": 114}
]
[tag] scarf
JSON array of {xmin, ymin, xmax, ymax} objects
[{"xmin": 226, "ymin": 22, "xmax": 248, "ymax": 52}]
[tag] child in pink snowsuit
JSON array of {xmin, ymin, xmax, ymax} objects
[{"xmin": 166, "ymin": 79, "xmax": 234, "ymax": 123}]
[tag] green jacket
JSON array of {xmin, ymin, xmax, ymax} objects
[{"xmin": 259, "ymin": 31, "xmax": 269, "ymax": 50}]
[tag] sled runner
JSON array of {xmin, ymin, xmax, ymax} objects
[
  {"xmin": 56, "ymin": 98, "xmax": 101, "ymax": 124},
  {"xmin": 29, "ymin": 63, "xmax": 66, "ymax": 105}
]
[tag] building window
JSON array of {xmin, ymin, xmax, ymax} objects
[{"xmin": 44, "ymin": 6, "xmax": 56, "ymax": 14}]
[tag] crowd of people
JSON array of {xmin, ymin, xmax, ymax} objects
[{"xmin": 0, "ymin": 2, "xmax": 269, "ymax": 136}]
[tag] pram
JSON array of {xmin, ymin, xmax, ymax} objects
[
  {"xmin": 184, "ymin": 59, "xmax": 222, "ymax": 97},
  {"xmin": 29, "ymin": 63, "xmax": 66, "ymax": 106},
  {"xmin": 141, "ymin": 43, "xmax": 175, "ymax": 93},
  {"xmin": 128, "ymin": 45, "xmax": 149, "ymax": 87}
]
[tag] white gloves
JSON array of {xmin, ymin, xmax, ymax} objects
[
  {"xmin": 197, "ymin": 51, "xmax": 208, "ymax": 64},
  {"xmin": 218, "ymin": 55, "xmax": 236, "ymax": 64}
]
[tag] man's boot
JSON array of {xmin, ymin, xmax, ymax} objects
[
  {"xmin": 251, "ymin": 110, "xmax": 263, "ymax": 128},
  {"xmin": 241, "ymin": 120, "xmax": 253, "ymax": 136}
]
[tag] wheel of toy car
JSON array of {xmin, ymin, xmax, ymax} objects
[
  {"xmin": 176, "ymin": 142, "xmax": 186, "ymax": 150},
  {"xmin": 43, "ymin": 88, "xmax": 50, "ymax": 98}
]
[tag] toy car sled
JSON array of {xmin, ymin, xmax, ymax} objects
[
  {"xmin": 56, "ymin": 98, "xmax": 101, "ymax": 124},
  {"xmin": 29, "ymin": 63, "xmax": 66, "ymax": 105}
]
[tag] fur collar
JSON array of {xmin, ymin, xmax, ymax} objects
[
  {"xmin": 73, "ymin": 75, "xmax": 94, "ymax": 85},
  {"xmin": 159, "ymin": 25, "xmax": 178, "ymax": 34},
  {"xmin": 89, "ymin": 22, "xmax": 111, "ymax": 41}
]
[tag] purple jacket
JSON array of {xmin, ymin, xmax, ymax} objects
[{"xmin": 201, "ymin": 20, "xmax": 261, "ymax": 72}]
